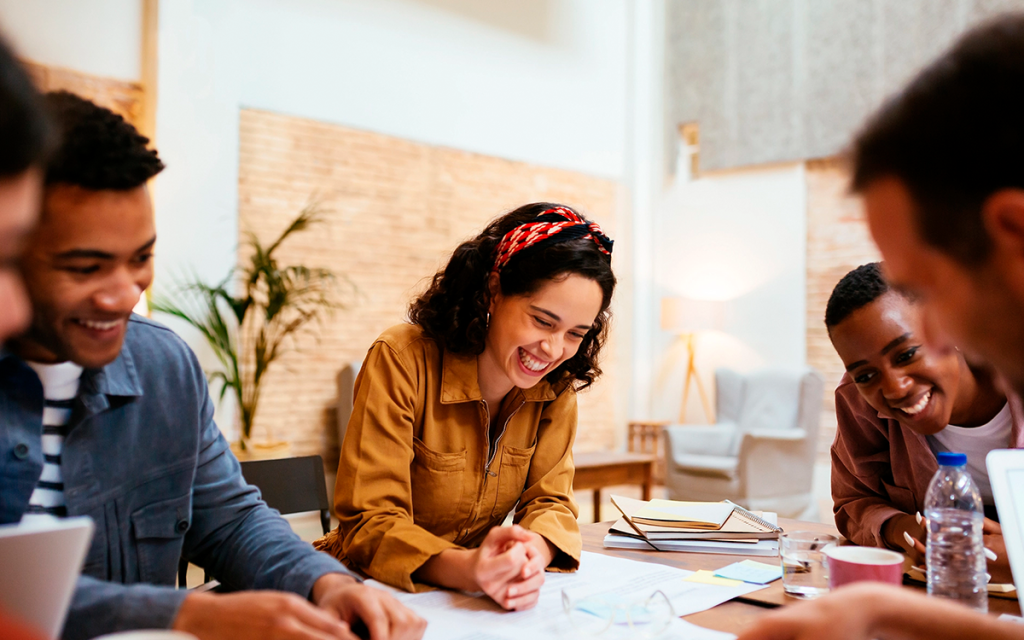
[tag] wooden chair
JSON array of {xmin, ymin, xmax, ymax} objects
[
  {"xmin": 627, "ymin": 420, "xmax": 670, "ymax": 485},
  {"xmin": 177, "ymin": 455, "xmax": 332, "ymax": 588}
]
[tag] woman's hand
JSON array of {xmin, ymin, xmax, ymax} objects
[
  {"xmin": 983, "ymin": 518, "xmax": 1013, "ymax": 583},
  {"xmin": 412, "ymin": 525, "xmax": 555, "ymax": 611},
  {"xmin": 471, "ymin": 525, "xmax": 550, "ymax": 611},
  {"xmin": 886, "ymin": 514, "xmax": 1011, "ymax": 583},
  {"xmin": 496, "ymin": 529, "xmax": 555, "ymax": 611},
  {"xmin": 882, "ymin": 512, "xmax": 925, "ymax": 565}
]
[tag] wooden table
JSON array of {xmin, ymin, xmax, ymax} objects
[
  {"xmin": 572, "ymin": 451, "xmax": 654, "ymax": 522},
  {"xmin": 582, "ymin": 519, "xmax": 1021, "ymax": 634}
]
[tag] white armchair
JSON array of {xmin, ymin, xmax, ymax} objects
[{"xmin": 664, "ymin": 366, "xmax": 824, "ymax": 519}]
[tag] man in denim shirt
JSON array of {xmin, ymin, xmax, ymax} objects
[{"xmin": 0, "ymin": 92, "xmax": 425, "ymax": 640}]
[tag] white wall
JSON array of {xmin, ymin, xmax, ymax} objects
[
  {"xmin": 0, "ymin": 0, "xmax": 638, "ymax": 437},
  {"xmin": 154, "ymin": 0, "xmax": 629, "ymax": 293},
  {"xmin": 623, "ymin": 0, "xmax": 665, "ymax": 426},
  {"xmin": 0, "ymin": 0, "xmax": 812, "ymax": 437},
  {"xmin": 153, "ymin": 0, "xmax": 632, "ymax": 433},
  {"xmin": 0, "ymin": 0, "xmax": 141, "ymax": 81},
  {"xmin": 649, "ymin": 162, "xmax": 808, "ymax": 422}
]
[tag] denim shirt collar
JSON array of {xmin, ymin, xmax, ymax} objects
[
  {"xmin": 85, "ymin": 340, "xmax": 144, "ymax": 398},
  {"xmin": 0, "ymin": 340, "xmax": 144, "ymax": 414}
]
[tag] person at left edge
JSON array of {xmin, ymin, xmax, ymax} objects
[
  {"xmin": 0, "ymin": 24, "xmax": 55, "ymax": 640},
  {"xmin": 0, "ymin": 91, "xmax": 426, "ymax": 640}
]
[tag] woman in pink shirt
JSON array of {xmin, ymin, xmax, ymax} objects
[{"xmin": 825, "ymin": 262, "xmax": 1022, "ymax": 583}]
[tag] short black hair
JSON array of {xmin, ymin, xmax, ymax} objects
[
  {"xmin": 851, "ymin": 14, "xmax": 1024, "ymax": 265},
  {"xmin": 0, "ymin": 33, "xmax": 51, "ymax": 177},
  {"xmin": 44, "ymin": 90, "xmax": 164, "ymax": 189},
  {"xmin": 825, "ymin": 262, "xmax": 894, "ymax": 329}
]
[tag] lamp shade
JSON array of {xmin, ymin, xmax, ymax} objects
[{"xmin": 661, "ymin": 296, "xmax": 725, "ymax": 333}]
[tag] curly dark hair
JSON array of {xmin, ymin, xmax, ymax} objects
[
  {"xmin": 44, "ymin": 90, "xmax": 164, "ymax": 189},
  {"xmin": 850, "ymin": 15, "xmax": 1024, "ymax": 266},
  {"xmin": 825, "ymin": 262, "xmax": 900, "ymax": 330},
  {"xmin": 0, "ymin": 33, "xmax": 51, "ymax": 177},
  {"xmin": 409, "ymin": 202, "xmax": 616, "ymax": 390}
]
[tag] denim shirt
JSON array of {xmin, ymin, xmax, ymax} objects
[{"xmin": 0, "ymin": 315, "xmax": 353, "ymax": 639}]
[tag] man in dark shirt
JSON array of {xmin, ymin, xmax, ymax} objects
[{"xmin": 1, "ymin": 91, "xmax": 424, "ymax": 640}]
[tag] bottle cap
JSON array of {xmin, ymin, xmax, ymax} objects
[{"xmin": 937, "ymin": 452, "xmax": 967, "ymax": 467}]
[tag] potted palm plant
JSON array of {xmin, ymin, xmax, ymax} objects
[{"xmin": 152, "ymin": 204, "xmax": 342, "ymax": 455}]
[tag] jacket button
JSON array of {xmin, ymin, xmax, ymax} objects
[
  {"xmin": 13, "ymin": 443, "xmax": 29, "ymax": 459},
  {"xmin": 176, "ymin": 520, "xmax": 189, "ymax": 534}
]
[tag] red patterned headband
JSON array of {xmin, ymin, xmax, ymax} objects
[{"xmin": 491, "ymin": 206, "xmax": 613, "ymax": 274}]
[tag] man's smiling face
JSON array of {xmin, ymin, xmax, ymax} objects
[
  {"xmin": 13, "ymin": 183, "xmax": 155, "ymax": 368},
  {"xmin": 864, "ymin": 177, "xmax": 1024, "ymax": 396}
]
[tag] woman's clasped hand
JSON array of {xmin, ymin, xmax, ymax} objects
[{"xmin": 471, "ymin": 525, "xmax": 554, "ymax": 610}]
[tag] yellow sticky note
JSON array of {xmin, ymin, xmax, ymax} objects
[{"xmin": 683, "ymin": 570, "xmax": 744, "ymax": 587}]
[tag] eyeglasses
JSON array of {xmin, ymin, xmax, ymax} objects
[{"xmin": 561, "ymin": 589, "xmax": 675, "ymax": 638}]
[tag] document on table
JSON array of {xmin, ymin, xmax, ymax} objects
[{"xmin": 366, "ymin": 550, "xmax": 764, "ymax": 640}]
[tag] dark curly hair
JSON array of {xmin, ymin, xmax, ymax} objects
[
  {"xmin": 409, "ymin": 202, "xmax": 616, "ymax": 390},
  {"xmin": 850, "ymin": 15, "xmax": 1024, "ymax": 266},
  {"xmin": 44, "ymin": 90, "xmax": 164, "ymax": 189},
  {"xmin": 825, "ymin": 262, "xmax": 902, "ymax": 330},
  {"xmin": 0, "ymin": 33, "xmax": 51, "ymax": 177}
]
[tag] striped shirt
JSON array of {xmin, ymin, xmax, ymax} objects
[{"xmin": 20, "ymin": 361, "xmax": 83, "ymax": 525}]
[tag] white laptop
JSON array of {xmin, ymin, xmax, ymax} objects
[
  {"xmin": 0, "ymin": 517, "xmax": 94, "ymax": 639},
  {"xmin": 987, "ymin": 449, "xmax": 1024, "ymax": 599}
]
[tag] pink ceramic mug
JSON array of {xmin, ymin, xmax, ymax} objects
[{"xmin": 824, "ymin": 546, "xmax": 904, "ymax": 588}]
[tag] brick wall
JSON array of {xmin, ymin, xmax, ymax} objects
[
  {"xmin": 238, "ymin": 109, "xmax": 623, "ymax": 466},
  {"xmin": 805, "ymin": 158, "xmax": 880, "ymax": 451}
]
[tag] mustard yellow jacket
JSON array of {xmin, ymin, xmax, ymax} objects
[{"xmin": 315, "ymin": 323, "xmax": 581, "ymax": 591}]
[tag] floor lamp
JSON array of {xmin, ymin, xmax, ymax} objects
[{"xmin": 661, "ymin": 297, "xmax": 724, "ymax": 424}]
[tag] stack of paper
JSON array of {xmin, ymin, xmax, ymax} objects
[{"xmin": 604, "ymin": 496, "xmax": 781, "ymax": 557}]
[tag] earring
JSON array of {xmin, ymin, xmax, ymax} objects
[{"xmin": 485, "ymin": 312, "xmax": 491, "ymax": 327}]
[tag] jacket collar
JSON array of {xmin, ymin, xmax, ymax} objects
[
  {"xmin": 81, "ymin": 339, "xmax": 144, "ymax": 399},
  {"xmin": 0, "ymin": 338, "xmax": 144, "ymax": 399},
  {"xmin": 440, "ymin": 348, "xmax": 557, "ymax": 404}
]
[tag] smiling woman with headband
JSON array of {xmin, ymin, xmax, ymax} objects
[{"xmin": 315, "ymin": 202, "xmax": 616, "ymax": 610}]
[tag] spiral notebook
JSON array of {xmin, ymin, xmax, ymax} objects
[{"xmin": 611, "ymin": 495, "xmax": 782, "ymax": 541}]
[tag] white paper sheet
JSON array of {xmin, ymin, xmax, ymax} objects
[{"xmin": 367, "ymin": 550, "xmax": 757, "ymax": 639}]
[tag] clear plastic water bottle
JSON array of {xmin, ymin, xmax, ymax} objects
[{"xmin": 924, "ymin": 451, "xmax": 987, "ymax": 612}]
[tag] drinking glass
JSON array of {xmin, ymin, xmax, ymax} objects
[{"xmin": 780, "ymin": 531, "xmax": 838, "ymax": 598}]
